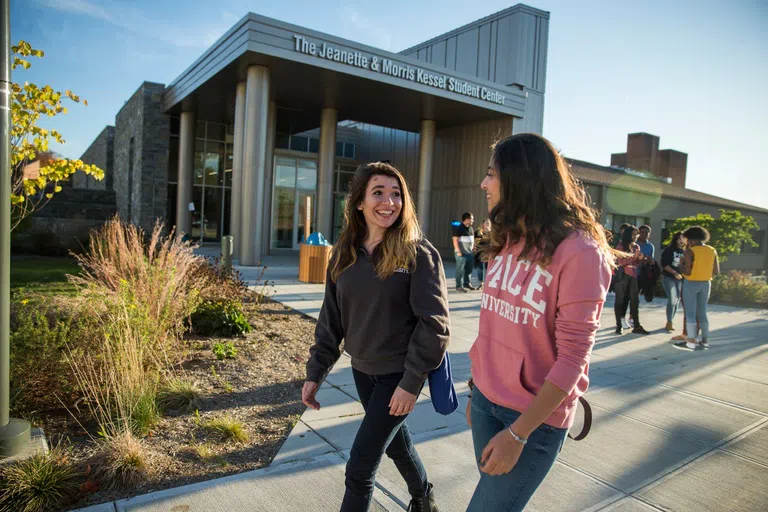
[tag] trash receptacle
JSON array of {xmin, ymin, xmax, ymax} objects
[{"xmin": 298, "ymin": 243, "xmax": 332, "ymax": 283}]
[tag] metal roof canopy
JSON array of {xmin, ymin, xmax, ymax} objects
[{"xmin": 163, "ymin": 13, "xmax": 528, "ymax": 133}]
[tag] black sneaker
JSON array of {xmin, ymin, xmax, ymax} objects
[
  {"xmin": 632, "ymin": 326, "xmax": 650, "ymax": 335},
  {"xmin": 673, "ymin": 341, "xmax": 698, "ymax": 351},
  {"xmin": 455, "ymin": 287, "xmax": 468, "ymax": 293},
  {"xmin": 465, "ymin": 284, "xmax": 479, "ymax": 291},
  {"xmin": 615, "ymin": 326, "xmax": 623, "ymax": 335},
  {"xmin": 699, "ymin": 340, "xmax": 710, "ymax": 350}
]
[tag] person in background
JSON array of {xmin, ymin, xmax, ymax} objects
[
  {"xmin": 467, "ymin": 133, "xmax": 613, "ymax": 511},
  {"xmin": 303, "ymin": 162, "xmax": 449, "ymax": 512},
  {"xmin": 452, "ymin": 212, "xmax": 476, "ymax": 292},
  {"xmin": 637, "ymin": 225, "xmax": 655, "ymax": 260},
  {"xmin": 614, "ymin": 226, "xmax": 650, "ymax": 335},
  {"xmin": 611, "ymin": 223, "xmax": 630, "ymax": 325},
  {"xmin": 661, "ymin": 231, "xmax": 686, "ymax": 332},
  {"xmin": 674, "ymin": 226, "xmax": 719, "ymax": 351},
  {"xmin": 474, "ymin": 219, "xmax": 491, "ymax": 287}
]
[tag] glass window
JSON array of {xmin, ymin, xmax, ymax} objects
[
  {"xmin": 194, "ymin": 140, "xmax": 205, "ymax": 185},
  {"xmin": 272, "ymin": 158, "xmax": 297, "ymax": 249},
  {"xmin": 167, "ymin": 184, "xmax": 177, "ymax": 230},
  {"xmin": 207, "ymin": 123, "xmax": 225, "ymax": 142},
  {"xmin": 309, "ymin": 137, "xmax": 319, "ymax": 153},
  {"xmin": 224, "ymin": 144, "xmax": 233, "ymax": 188},
  {"xmin": 744, "ymin": 230, "xmax": 766, "ymax": 254},
  {"xmin": 191, "ymin": 186, "xmax": 204, "ymax": 240},
  {"xmin": 603, "ymin": 213, "xmax": 614, "ymax": 232},
  {"xmin": 290, "ymin": 136, "xmax": 309, "ymax": 152},
  {"xmin": 202, "ymin": 187, "xmax": 222, "ymax": 241},
  {"xmin": 170, "ymin": 117, "xmax": 180, "ymax": 136},
  {"xmin": 335, "ymin": 141, "xmax": 344, "ymax": 157},
  {"xmin": 168, "ymin": 136, "xmax": 179, "ymax": 183},
  {"xmin": 222, "ymin": 188, "xmax": 232, "ymax": 237},
  {"xmin": 196, "ymin": 121, "xmax": 206, "ymax": 139},
  {"xmin": 204, "ymin": 141, "xmax": 224, "ymax": 186},
  {"xmin": 276, "ymin": 133, "xmax": 290, "ymax": 150},
  {"xmin": 343, "ymin": 143, "xmax": 355, "ymax": 159}
]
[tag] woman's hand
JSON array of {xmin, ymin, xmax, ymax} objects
[
  {"xmin": 302, "ymin": 381, "xmax": 321, "ymax": 410},
  {"xmin": 479, "ymin": 429, "xmax": 525, "ymax": 476},
  {"xmin": 389, "ymin": 386, "xmax": 418, "ymax": 416},
  {"xmin": 674, "ymin": 272, "xmax": 683, "ymax": 280}
]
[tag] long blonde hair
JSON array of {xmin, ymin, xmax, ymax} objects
[{"xmin": 330, "ymin": 162, "xmax": 421, "ymax": 281}]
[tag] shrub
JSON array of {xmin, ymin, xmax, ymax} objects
[
  {"xmin": 71, "ymin": 218, "xmax": 209, "ymax": 353},
  {"xmin": 66, "ymin": 302, "xmax": 159, "ymax": 439},
  {"xmin": 191, "ymin": 300, "xmax": 252, "ymax": 337},
  {"xmin": 203, "ymin": 415, "xmax": 250, "ymax": 443},
  {"xmin": 156, "ymin": 377, "xmax": 201, "ymax": 414},
  {"xmin": 711, "ymin": 271, "xmax": 768, "ymax": 307},
  {"xmin": 9, "ymin": 302, "xmax": 98, "ymax": 415},
  {"xmin": 0, "ymin": 447, "xmax": 80, "ymax": 512},
  {"xmin": 212, "ymin": 342, "xmax": 238, "ymax": 360},
  {"xmin": 91, "ymin": 432, "xmax": 149, "ymax": 490}
]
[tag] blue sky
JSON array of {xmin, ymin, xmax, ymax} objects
[{"xmin": 12, "ymin": 0, "xmax": 768, "ymax": 208}]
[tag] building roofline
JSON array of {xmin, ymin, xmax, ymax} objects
[
  {"xmin": 568, "ymin": 158, "xmax": 768, "ymax": 215},
  {"xmin": 399, "ymin": 3, "xmax": 550, "ymax": 55}
]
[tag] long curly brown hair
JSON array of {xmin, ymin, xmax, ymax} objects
[
  {"xmin": 485, "ymin": 133, "xmax": 616, "ymax": 267},
  {"xmin": 329, "ymin": 162, "xmax": 421, "ymax": 281}
]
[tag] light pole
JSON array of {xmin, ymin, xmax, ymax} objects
[{"xmin": 0, "ymin": 0, "xmax": 31, "ymax": 458}]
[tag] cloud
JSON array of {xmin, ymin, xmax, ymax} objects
[
  {"xmin": 34, "ymin": 0, "xmax": 232, "ymax": 50},
  {"xmin": 339, "ymin": 7, "xmax": 394, "ymax": 51}
]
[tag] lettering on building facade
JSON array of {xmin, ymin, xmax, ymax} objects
[{"xmin": 293, "ymin": 35, "xmax": 506, "ymax": 106}]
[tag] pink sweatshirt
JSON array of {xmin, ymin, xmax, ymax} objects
[{"xmin": 469, "ymin": 232, "xmax": 612, "ymax": 429}]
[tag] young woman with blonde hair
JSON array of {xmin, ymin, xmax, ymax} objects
[{"xmin": 303, "ymin": 162, "xmax": 449, "ymax": 512}]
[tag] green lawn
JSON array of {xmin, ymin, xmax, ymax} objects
[{"xmin": 10, "ymin": 257, "xmax": 82, "ymax": 298}]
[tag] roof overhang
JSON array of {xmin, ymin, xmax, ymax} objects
[{"xmin": 163, "ymin": 13, "xmax": 529, "ymax": 132}]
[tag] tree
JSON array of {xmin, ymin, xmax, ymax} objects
[
  {"xmin": 663, "ymin": 209, "xmax": 760, "ymax": 262},
  {"xmin": 9, "ymin": 40, "xmax": 104, "ymax": 231}
]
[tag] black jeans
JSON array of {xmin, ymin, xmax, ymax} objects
[
  {"xmin": 340, "ymin": 369, "xmax": 429, "ymax": 512},
  {"xmin": 614, "ymin": 273, "xmax": 639, "ymax": 327}
]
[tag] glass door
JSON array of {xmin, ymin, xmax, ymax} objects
[
  {"xmin": 270, "ymin": 157, "xmax": 318, "ymax": 250},
  {"xmin": 271, "ymin": 157, "xmax": 297, "ymax": 249},
  {"xmin": 295, "ymin": 160, "xmax": 318, "ymax": 248}
]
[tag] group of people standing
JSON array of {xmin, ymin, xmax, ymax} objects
[
  {"xmin": 613, "ymin": 222, "xmax": 720, "ymax": 350},
  {"xmin": 302, "ymin": 133, "xmax": 615, "ymax": 512}
]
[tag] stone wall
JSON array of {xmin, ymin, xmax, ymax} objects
[
  {"xmin": 12, "ymin": 188, "xmax": 117, "ymax": 255},
  {"xmin": 114, "ymin": 82, "xmax": 170, "ymax": 233},
  {"xmin": 73, "ymin": 126, "xmax": 115, "ymax": 190}
]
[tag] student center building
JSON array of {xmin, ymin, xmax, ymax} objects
[{"xmin": 73, "ymin": 4, "xmax": 768, "ymax": 271}]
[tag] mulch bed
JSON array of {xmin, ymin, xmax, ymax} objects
[{"xmin": 35, "ymin": 300, "xmax": 316, "ymax": 510}]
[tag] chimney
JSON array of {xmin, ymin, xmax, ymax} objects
[
  {"xmin": 657, "ymin": 149, "xmax": 688, "ymax": 187},
  {"xmin": 625, "ymin": 133, "xmax": 659, "ymax": 174},
  {"xmin": 610, "ymin": 153, "xmax": 627, "ymax": 168}
]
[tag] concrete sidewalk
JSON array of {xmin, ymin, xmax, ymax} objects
[{"xmin": 78, "ymin": 256, "xmax": 768, "ymax": 511}]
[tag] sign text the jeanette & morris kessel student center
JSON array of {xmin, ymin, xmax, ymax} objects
[{"xmin": 293, "ymin": 35, "xmax": 507, "ymax": 106}]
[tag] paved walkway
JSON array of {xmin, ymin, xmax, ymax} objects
[{"xmin": 77, "ymin": 255, "xmax": 768, "ymax": 511}]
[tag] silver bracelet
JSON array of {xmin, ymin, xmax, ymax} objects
[{"xmin": 507, "ymin": 426, "xmax": 527, "ymax": 445}]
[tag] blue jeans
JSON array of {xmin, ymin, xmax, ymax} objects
[
  {"xmin": 456, "ymin": 254, "xmax": 474, "ymax": 288},
  {"xmin": 476, "ymin": 260, "xmax": 487, "ymax": 284},
  {"xmin": 341, "ymin": 369, "xmax": 428, "ymax": 512},
  {"xmin": 682, "ymin": 280, "xmax": 711, "ymax": 340},
  {"xmin": 468, "ymin": 387, "xmax": 568, "ymax": 512},
  {"xmin": 662, "ymin": 275, "xmax": 682, "ymax": 323}
]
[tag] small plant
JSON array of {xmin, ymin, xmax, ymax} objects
[
  {"xmin": 91, "ymin": 431, "xmax": 149, "ymax": 490},
  {"xmin": 212, "ymin": 341, "xmax": 238, "ymax": 360},
  {"xmin": 130, "ymin": 389, "xmax": 160, "ymax": 437},
  {"xmin": 0, "ymin": 447, "xmax": 80, "ymax": 512},
  {"xmin": 157, "ymin": 377, "xmax": 202, "ymax": 414},
  {"xmin": 203, "ymin": 415, "xmax": 250, "ymax": 444},
  {"xmin": 210, "ymin": 365, "xmax": 234, "ymax": 393},
  {"xmin": 711, "ymin": 270, "xmax": 768, "ymax": 307},
  {"xmin": 191, "ymin": 299, "xmax": 252, "ymax": 337}
]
